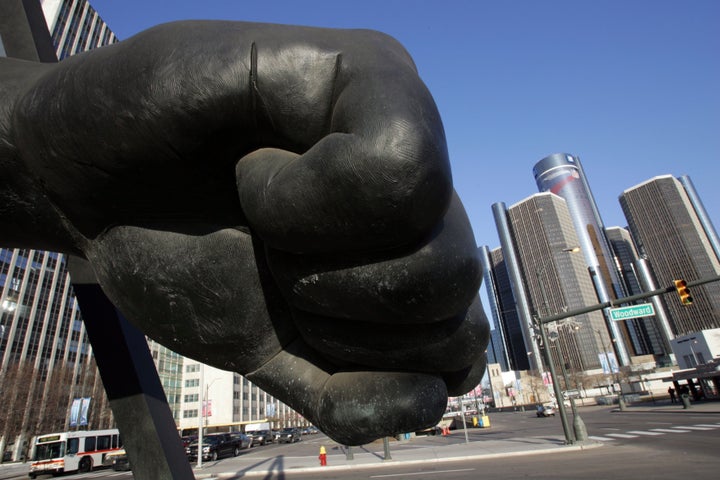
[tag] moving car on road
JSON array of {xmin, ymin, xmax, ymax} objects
[
  {"xmin": 536, "ymin": 403, "xmax": 556, "ymax": 417},
  {"xmin": 277, "ymin": 427, "xmax": 301, "ymax": 443}
]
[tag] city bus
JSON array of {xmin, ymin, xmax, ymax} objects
[{"xmin": 29, "ymin": 428, "xmax": 122, "ymax": 478}]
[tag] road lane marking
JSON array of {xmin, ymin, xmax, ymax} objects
[
  {"xmin": 606, "ymin": 433, "xmax": 639, "ymax": 439},
  {"xmin": 371, "ymin": 468, "xmax": 476, "ymax": 478},
  {"xmin": 627, "ymin": 430, "xmax": 664, "ymax": 436},
  {"xmin": 678, "ymin": 426, "xmax": 715, "ymax": 431},
  {"xmin": 589, "ymin": 436, "xmax": 615, "ymax": 441},
  {"xmin": 649, "ymin": 428, "xmax": 691, "ymax": 433}
]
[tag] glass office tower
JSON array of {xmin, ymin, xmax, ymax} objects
[
  {"xmin": 533, "ymin": 153, "xmax": 635, "ymax": 364},
  {"xmin": 479, "ymin": 246, "xmax": 518, "ymax": 372},
  {"xmin": 491, "ymin": 194, "xmax": 615, "ymax": 374},
  {"xmin": 620, "ymin": 175, "xmax": 720, "ymax": 336}
]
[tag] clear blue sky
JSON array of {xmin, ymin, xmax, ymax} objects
[{"xmin": 91, "ymin": 0, "xmax": 720, "ymax": 251}]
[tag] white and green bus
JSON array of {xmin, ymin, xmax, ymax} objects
[{"xmin": 29, "ymin": 428, "xmax": 122, "ymax": 478}]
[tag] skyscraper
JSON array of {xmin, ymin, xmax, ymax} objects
[
  {"xmin": 490, "ymin": 193, "xmax": 614, "ymax": 375},
  {"xmin": 620, "ymin": 175, "xmax": 720, "ymax": 336},
  {"xmin": 534, "ymin": 153, "xmax": 654, "ymax": 364},
  {"xmin": 605, "ymin": 227, "xmax": 670, "ymax": 359},
  {"xmin": 492, "ymin": 202, "xmax": 543, "ymax": 371},
  {"xmin": 479, "ymin": 246, "xmax": 517, "ymax": 371},
  {"xmin": 0, "ymin": 249, "xmax": 114, "ymax": 460}
]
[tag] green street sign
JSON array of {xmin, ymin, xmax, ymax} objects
[{"xmin": 609, "ymin": 303, "xmax": 656, "ymax": 321}]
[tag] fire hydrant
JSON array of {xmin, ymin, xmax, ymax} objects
[{"xmin": 319, "ymin": 446, "xmax": 327, "ymax": 466}]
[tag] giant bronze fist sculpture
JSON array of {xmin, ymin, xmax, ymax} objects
[{"xmin": 0, "ymin": 21, "xmax": 489, "ymax": 445}]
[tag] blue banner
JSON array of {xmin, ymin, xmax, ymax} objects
[{"xmin": 69, "ymin": 398, "xmax": 81, "ymax": 427}]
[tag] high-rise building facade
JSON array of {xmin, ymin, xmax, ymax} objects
[
  {"xmin": 148, "ymin": 339, "xmax": 185, "ymax": 422},
  {"xmin": 492, "ymin": 202, "xmax": 543, "ymax": 371},
  {"xmin": 534, "ymin": 153, "xmax": 666, "ymax": 364},
  {"xmin": 605, "ymin": 227, "xmax": 670, "ymax": 358},
  {"xmin": 490, "ymin": 193, "xmax": 614, "ymax": 374},
  {"xmin": 479, "ymin": 246, "xmax": 516, "ymax": 371},
  {"xmin": 505, "ymin": 193, "xmax": 611, "ymax": 372},
  {"xmin": 620, "ymin": 175, "xmax": 720, "ymax": 336},
  {"xmin": 0, "ymin": 249, "xmax": 114, "ymax": 460},
  {"xmin": 40, "ymin": 0, "xmax": 117, "ymax": 59}
]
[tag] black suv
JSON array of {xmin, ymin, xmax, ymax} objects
[
  {"xmin": 185, "ymin": 433, "xmax": 242, "ymax": 461},
  {"xmin": 249, "ymin": 429, "xmax": 274, "ymax": 446},
  {"xmin": 276, "ymin": 427, "xmax": 301, "ymax": 443}
]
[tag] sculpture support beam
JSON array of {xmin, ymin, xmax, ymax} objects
[{"xmin": 69, "ymin": 258, "xmax": 195, "ymax": 480}]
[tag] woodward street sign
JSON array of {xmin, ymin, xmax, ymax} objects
[{"xmin": 609, "ymin": 303, "xmax": 656, "ymax": 321}]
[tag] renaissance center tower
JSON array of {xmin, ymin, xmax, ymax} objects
[{"xmin": 533, "ymin": 153, "xmax": 636, "ymax": 364}]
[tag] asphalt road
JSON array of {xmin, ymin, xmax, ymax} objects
[{"xmin": 2, "ymin": 405, "xmax": 719, "ymax": 479}]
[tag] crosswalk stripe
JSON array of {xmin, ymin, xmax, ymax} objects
[
  {"xmin": 588, "ymin": 423, "xmax": 718, "ymax": 443},
  {"xmin": 649, "ymin": 428, "xmax": 691, "ymax": 433}
]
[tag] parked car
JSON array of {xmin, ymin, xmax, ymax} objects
[
  {"xmin": 248, "ymin": 429, "xmax": 274, "ymax": 446},
  {"xmin": 536, "ymin": 403, "xmax": 556, "ymax": 417},
  {"xmin": 181, "ymin": 435, "xmax": 197, "ymax": 448},
  {"xmin": 185, "ymin": 433, "xmax": 242, "ymax": 461},
  {"xmin": 276, "ymin": 427, "xmax": 301, "ymax": 443},
  {"xmin": 229, "ymin": 432, "xmax": 252, "ymax": 450},
  {"xmin": 302, "ymin": 426, "xmax": 320, "ymax": 435}
]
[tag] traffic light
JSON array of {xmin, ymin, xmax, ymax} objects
[{"xmin": 674, "ymin": 279, "xmax": 693, "ymax": 305}]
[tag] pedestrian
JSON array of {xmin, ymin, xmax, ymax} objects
[
  {"xmin": 319, "ymin": 445, "xmax": 327, "ymax": 466},
  {"xmin": 668, "ymin": 386, "xmax": 676, "ymax": 404}
]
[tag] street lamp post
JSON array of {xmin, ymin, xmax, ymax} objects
[
  {"xmin": 197, "ymin": 364, "xmax": 205, "ymax": 469},
  {"xmin": 534, "ymin": 246, "xmax": 587, "ymax": 444},
  {"xmin": 550, "ymin": 330, "xmax": 587, "ymax": 442},
  {"xmin": 196, "ymin": 373, "xmax": 222, "ymax": 469},
  {"xmin": 535, "ymin": 266, "xmax": 574, "ymax": 444}
]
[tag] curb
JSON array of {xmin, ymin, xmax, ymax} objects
[{"xmin": 195, "ymin": 441, "xmax": 601, "ymax": 478}]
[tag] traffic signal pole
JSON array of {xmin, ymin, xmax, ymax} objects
[{"xmin": 538, "ymin": 275, "xmax": 720, "ymax": 326}]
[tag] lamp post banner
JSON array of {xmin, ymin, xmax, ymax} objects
[
  {"xmin": 599, "ymin": 352, "xmax": 619, "ymax": 374},
  {"xmin": 69, "ymin": 398, "xmax": 81, "ymax": 427}
]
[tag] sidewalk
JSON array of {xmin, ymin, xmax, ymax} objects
[
  {"xmin": 610, "ymin": 397, "xmax": 720, "ymax": 414},
  {"xmin": 192, "ymin": 435, "xmax": 594, "ymax": 479},
  {"xmin": 194, "ymin": 399, "xmax": 720, "ymax": 479}
]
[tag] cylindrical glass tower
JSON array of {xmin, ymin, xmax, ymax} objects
[{"xmin": 533, "ymin": 153, "xmax": 631, "ymax": 365}]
